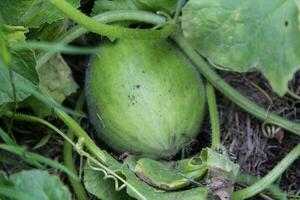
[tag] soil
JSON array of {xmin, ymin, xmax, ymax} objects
[{"xmin": 218, "ymin": 71, "xmax": 300, "ymax": 199}]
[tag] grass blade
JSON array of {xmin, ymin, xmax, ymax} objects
[{"xmin": 0, "ymin": 144, "xmax": 78, "ymax": 180}]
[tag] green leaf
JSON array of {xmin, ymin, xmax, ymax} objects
[
  {"xmin": 9, "ymin": 170, "xmax": 71, "ymax": 200},
  {"xmin": 84, "ymin": 164, "xmax": 134, "ymax": 200},
  {"xmin": 200, "ymin": 148, "xmax": 239, "ymax": 181},
  {"xmin": 0, "ymin": 186, "xmax": 37, "ymax": 200},
  {"xmin": 0, "ymin": 0, "xmax": 80, "ymax": 28},
  {"xmin": 27, "ymin": 19, "xmax": 68, "ymax": 41},
  {"xmin": 134, "ymin": 157, "xmax": 207, "ymax": 190},
  {"xmin": 84, "ymin": 153, "xmax": 208, "ymax": 200},
  {"xmin": 92, "ymin": 0, "xmax": 176, "ymax": 15},
  {"xmin": 135, "ymin": 0, "xmax": 176, "ymax": 13},
  {"xmin": 11, "ymin": 48, "xmax": 39, "ymax": 84},
  {"xmin": 0, "ymin": 24, "xmax": 38, "ymax": 105},
  {"xmin": 0, "ymin": 171, "xmax": 8, "ymax": 185},
  {"xmin": 92, "ymin": 0, "xmax": 138, "ymax": 14},
  {"xmin": 182, "ymin": 0, "xmax": 300, "ymax": 95},
  {"xmin": 0, "ymin": 48, "xmax": 38, "ymax": 105}
]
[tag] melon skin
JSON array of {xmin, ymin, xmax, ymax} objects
[{"xmin": 85, "ymin": 39, "xmax": 206, "ymax": 159}]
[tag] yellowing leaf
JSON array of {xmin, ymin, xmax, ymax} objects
[{"xmin": 38, "ymin": 54, "xmax": 78, "ymax": 103}]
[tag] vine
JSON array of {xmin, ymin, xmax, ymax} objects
[
  {"xmin": 36, "ymin": 10, "xmax": 167, "ymax": 67},
  {"xmin": 27, "ymin": 8, "xmax": 300, "ymax": 199},
  {"xmin": 206, "ymin": 82, "xmax": 222, "ymax": 150},
  {"xmin": 47, "ymin": 0, "xmax": 175, "ymax": 40},
  {"xmin": 173, "ymin": 34, "xmax": 300, "ymax": 136},
  {"xmin": 4, "ymin": 110, "xmax": 147, "ymax": 200},
  {"xmin": 63, "ymin": 92, "xmax": 88, "ymax": 200},
  {"xmin": 233, "ymin": 144, "xmax": 300, "ymax": 199}
]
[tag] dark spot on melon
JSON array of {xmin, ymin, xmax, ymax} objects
[{"xmin": 285, "ymin": 21, "xmax": 288, "ymax": 27}]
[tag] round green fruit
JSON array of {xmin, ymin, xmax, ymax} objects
[{"xmin": 85, "ymin": 39, "xmax": 205, "ymax": 159}]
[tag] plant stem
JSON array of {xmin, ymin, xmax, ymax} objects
[
  {"xmin": 47, "ymin": 0, "xmax": 175, "ymax": 39},
  {"xmin": 54, "ymin": 108, "xmax": 146, "ymax": 199},
  {"xmin": 37, "ymin": 10, "xmax": 167, "ymax": 67},
  {"xmin": 12, "ymin": 41, "xmax": 99, "ymax": 54},
  {"xmin": 54, "ymin": 108, "xmax": 107, "ymax": 163},
  {"xmin": 232, "ymin": 144, "xmax": 300, "ymax": 199},
  {"xmin": 236, "ymin": 173, "xmax": 288, "ymax": 200},
  {"xmin": 206, "ymin": 82, "xmax": 221, "ymax": 150},
  {"xmin": 4, "ymin": 110, "xmax": 139, "ymax": 198},
  {"xmin": 4, "ymin": 111, "xmax": 75, "ymax": 146},
  {"xmin": 0, "ymin": 143, "xmax": 78, "ymax": 180},
  {"xmin": 53, "ymin": 109, "xmax": 146, "ymax": 199},
  {"xmin": 287, "ymin": 89, "xmax": 300, "ymax": 101},
  {"xmin": 63, "ymin": 93, "xmax": 88, "ymax": 200},
  {"xmin": 173, "ymin": 34, "xmax": 300, "ymax": 136},
  {"xmin": 36, "ymin": 10, "xmax": 300, "ymax": 137},
  {"xmin": 174, "ymin": 0, "xmax": 185, "ymax": 22}
]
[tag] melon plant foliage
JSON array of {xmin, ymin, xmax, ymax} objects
[
  {"xmin": 0, "ymin": 1, "xmax": 299, "ymax": 200},
  {"xmin": 182, "ymin": 0, "xmax": 300, "ymax": 96}
]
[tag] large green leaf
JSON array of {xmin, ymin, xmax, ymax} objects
[
  {"xmin": 84, "ymin": 152, "xmax": 208, "ymax": 200},
  {"xmin": 8, "ymin": 170, "xmax": 71, "ymax": 200},
  {"xmin": 92, "ymin": 0, "xmax": 176, "ymax": 15},
  {"xmin": 11, "ymin": 49, "xmax": 39, "ymax": 85},
  {"xmin": 182, "ymin": 0, "xmax": 300, "ymax": 95},
  {"xmin": 0, "ymin": 0, "xmax": 80, "ymax": 28},
  {"xmin": 0, "ymin": 48, "xmax": 38, "ymax": 105},
  {"xmin": 0, "ymin": 25, "xmax": 39, "ymax": 105}
]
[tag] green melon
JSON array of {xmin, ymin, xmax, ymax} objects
[{"xmin": 85, "ymin": 39, "xmax": 205, "ymax": 159}]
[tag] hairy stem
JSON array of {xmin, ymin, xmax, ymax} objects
[
  {"xmin": 173, "ymin": 34, "xmax": 300, "ymax": 136},
  {"xmin": 47, "ymin": 0, "xmax": 175, "ymax": 40},
  {"xmin": 233, "ymin": 144, "xmax": 300, "ymax": 199},
  {"xmin": 206, "ymin": 82, "xmax": 221, "ymax": 150},
  {"xmin": 63, "ymin": 93, "xmax": 88, "ymax": 200},
  {"xmin": 37, "ymin": 10, "xmax": 167, "ymax": 67},
  {"xmin": 54, "ymin": 108, "xmax": 107, "ymax": 163}
]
